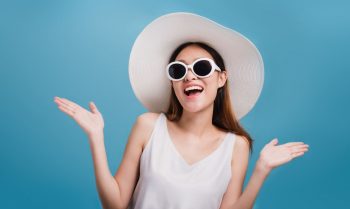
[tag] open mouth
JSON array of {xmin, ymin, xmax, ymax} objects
[{"xmin": 184, "ymin": 86, "xmax": 204, "ymax": 96}]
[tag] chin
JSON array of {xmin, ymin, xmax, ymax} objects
[
  {"xmin": 181, "ymin": 102, "xmax": 212, "ymax": 113},
  {"xmin": 175, "ymin": 91, "xmax": 216, "ymax": 113}
]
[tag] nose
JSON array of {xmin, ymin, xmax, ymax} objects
[{"xmin": 184, "ymin": 67, "xmax": 197, "ymax": 81}]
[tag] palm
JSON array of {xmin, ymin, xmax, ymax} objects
[
  {"xmin": 54, "ymin": 97, "xmax": 104, "ymax": 137},
  {"xmin": 259, "ymin": 138, "xmax": 309, "ymax": 171}
]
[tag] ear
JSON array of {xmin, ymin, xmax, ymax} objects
[{"xmin": 218, "ymin": 71, "xmax": 228, "ymax": 88}]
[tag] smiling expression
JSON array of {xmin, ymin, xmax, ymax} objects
[{"xmin": 171, "ymin": 44, "xmax": 227, "ymax": 113}]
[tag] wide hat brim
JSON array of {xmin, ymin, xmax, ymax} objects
[{"xmin": 129, "ymin": 12, "xmax": 264, "ymax": 120}]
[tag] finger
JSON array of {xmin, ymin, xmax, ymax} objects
[
  {"xmin": 292, "ymin": 148, "xmax": 309, "ymax": 154},
  {"xmin": 54, "ymin": 97, "xmax": 72, "ymax": 108},
  {"xmin": 291, "ymin": 151, "xmax": 305, "ymax": 158},
  {"xmin": 56, "ymin": 97, "xmax": 80, "ymax": 110},
  {"xmin": 89, "ymin": 101, "xmax": 100, "ymax": 114},
  {"xmin": 287, "ymin": 146, "xmax": 308, "ymax": 153},
  {"xmin": 55, "ymin": 99, "xmax": 76, "ymax": 113},
  {"xmin": 61, "ymin": 97, "xmax": 80, "ymax": 109},
  {"xmin": 57, "ymin": 104, "xmax": 75, "ymax": 117},
  {"xmin": 290, "ymin": 144, "xmax": 309, "ymax": 150},
  {"xmin": 269, "ymin": 138, "xmax": 278, "ymax": 146},
  {"xmin": 55, "ymin": 97, "xmax": 82, "ymax": 113},
  {"xmin": 283, "ymin": 142, "xmax": 305, "ymax": 147},
  {"xmin": 291, "ymin": 144, "xmax": 309, "ymax": 151},
  {"xmin": 293, "ymin": 144, "xmax": 309, "ymax": 149}
]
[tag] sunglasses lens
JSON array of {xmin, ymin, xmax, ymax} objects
[
  {"xmin": 168, "ymin": 63, "xmax": 186, "ymax": 80},
  {"xmin": 193, "ymin": 60, "xmax": 212, "ymax": 77}
]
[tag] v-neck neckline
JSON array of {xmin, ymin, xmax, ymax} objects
[{"xmin": 162, "ymin": 113, "xmax": 230, "ymax": 168}]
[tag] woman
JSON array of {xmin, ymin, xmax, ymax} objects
[{"xmin": 54, "ymin": 13, "xmax": 309, "ymax": 209}]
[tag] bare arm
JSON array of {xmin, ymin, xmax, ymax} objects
[
  {"xmin": 112, "ymin": 112, "xmax": 159, "ymax": 208},
  {"xmin": 90, "ymin": 113, "xmax": 158, "ymax": 209},
  {"xmin": 54, "ymin": 97, "xmax": 158, "ymax": 209},
  {"xmin": 220, "ymin": 137, "xmax": 309, "ymax": 209},
  {"xmin": 54, "ymin": 97, "xmax": 125, "ymax": 209},
  {"xmin": 89, "ymin": 132, "xmax": 124, "ymax": 209},
  {"xmin": 221, "ymin": 158, "xmax": 269, "ymax": 209}
]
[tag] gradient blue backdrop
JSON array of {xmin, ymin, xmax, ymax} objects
[{"xmin": 1, "ymin": 0, "xmax": 349, "ymax": 208}]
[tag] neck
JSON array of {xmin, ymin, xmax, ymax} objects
[{"xmin": 177, "ymin": 104, "xmax": 216, "ymax": 139}]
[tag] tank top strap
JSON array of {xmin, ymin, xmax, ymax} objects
[
  {"xmin": 140, "ymin": 112, "xmax": 164, "ymax": 153},
  {"xmin": 220, "ymin": 131, "xmax": 237, "ymax": 169}
]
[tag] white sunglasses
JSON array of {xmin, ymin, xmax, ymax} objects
[{"xmin": 166, "ymin": 58, "xmax": 222, "ymax": 81}]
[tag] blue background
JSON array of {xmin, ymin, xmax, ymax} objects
[{"xmin": 1, "ymin": 0, "xmax": 349, "ymax": 208}]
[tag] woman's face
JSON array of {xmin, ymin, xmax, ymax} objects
[{"xmin": 171, "ymin": 45, "xmax": 227, "ymax": 113}]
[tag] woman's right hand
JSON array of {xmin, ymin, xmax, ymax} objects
[{"xmin": 54, "ymin": 96, "xmax": 104, "ymax": 139}]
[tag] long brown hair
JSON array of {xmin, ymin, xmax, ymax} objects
[{"xmin": 165, "ymin": 42, "xmax": 254, "ymax": 154}]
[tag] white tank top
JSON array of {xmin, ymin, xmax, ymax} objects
[{"xmin": 127, "ymin": 113, "xmax": 236, "ymax": 209}]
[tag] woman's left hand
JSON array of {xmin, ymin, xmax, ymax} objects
[{"xmin": 257, "ymin": 138, "xmax": 309, "ymax": 173}]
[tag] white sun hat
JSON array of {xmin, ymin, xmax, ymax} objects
[{"xmin": 128, "ymin": 12, "xmax": 264, "ymax": 120}]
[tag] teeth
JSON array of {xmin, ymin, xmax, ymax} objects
[
  {"xmin": 185, "ymin": 86, "xmax": 203, "ymax": 92},
  {"xmin": 184, "ymin": 85, "xmax": 204, "ymax": 96}
]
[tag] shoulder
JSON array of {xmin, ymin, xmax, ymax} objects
[
  {"xmin": 136, "ymin": 112, "xmax": 161, "ymax": 128},
  {"xmin": 231, "ymin": 134, "xmax": 250, "ymax": 164},
  {"xmin": 134, "ymin": 112, "xmax": 162, "ymax": 149},
  {"xmin": 233, "ymin": 134, "xmax": 250, "ymax": 151}
]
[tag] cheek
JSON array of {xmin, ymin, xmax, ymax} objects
[
  {"xmin": 204, "ymin": 85, "xmax": 218, "ymax": 100},
  {"xmin": 203, "ymin": 79, "xmax": 219, "ymax": 95},
  {"xmin": 172, "ymin": 83, "xmax": 183, "ymax": 97}
]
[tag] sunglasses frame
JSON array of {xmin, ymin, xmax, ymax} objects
[{"xmin": 166, "ymin": 57, "xmax": 222, "ymax": 81}]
